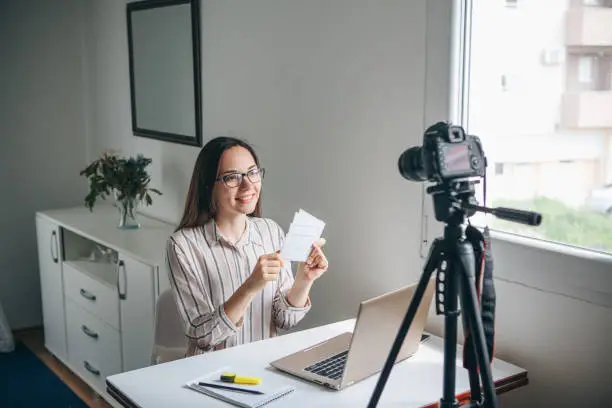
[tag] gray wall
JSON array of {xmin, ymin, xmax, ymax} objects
[
  {"xmin": 91, "ymin": 0, "xmax": 441, "ymax": 329},
  {"xmin": 0, "ymin": 0, "xmax": 88, "ymax": 329},
  {"xmin": 489, "ymin": 240, "xmax": 612, "ymax": 406}
]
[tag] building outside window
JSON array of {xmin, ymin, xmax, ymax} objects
[{"xmin": 466, "ymin": 0, "xmax": 612, "ymax": 253}]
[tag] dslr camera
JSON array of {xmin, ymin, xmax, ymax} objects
[{"xmin": 398, "ymin": 121, "xmax": 486, "ymax": 184}]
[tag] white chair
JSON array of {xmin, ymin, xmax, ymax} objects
[{"xmin": 151, "ymin": 289, "xmax": 188, "ymax": 364}]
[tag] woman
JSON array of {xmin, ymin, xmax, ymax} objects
[{"xmin": 165, "ymin": 136, "xmax": 328, "ymax": 356}]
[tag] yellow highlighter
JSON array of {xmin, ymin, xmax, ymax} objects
[{"xmin": 220, "ymin": 372, "xmax": 261, "ymax": 385}]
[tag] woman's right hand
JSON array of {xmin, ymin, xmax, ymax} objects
[{"xmin": 246, "ymin": 252, "xmax": 284, "ymax": 292}]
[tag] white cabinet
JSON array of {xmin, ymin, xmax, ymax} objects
[
  {"xmin": 36, "ymin": 215, "xmax": 68, "ymax": 362},
  {"xmin": 35, "ymin": 205, "xmax": 175, "ymax": 405},
  {"xmin": 117, "ymin": 253, "xmax": 155, "ymax": 372}
]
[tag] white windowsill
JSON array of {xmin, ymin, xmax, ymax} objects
[
  {"xmin": 482, "ymin": 228, "xmax": 612, "ymax": 308},
  {"xmin": 488, "ymin": 229, "xmax": 612, "ymax": 266}
]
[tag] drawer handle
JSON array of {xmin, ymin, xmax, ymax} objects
[
  {"xmin": 83, "ymin": 361, "xmax": 101, "ymax": 376},
  {"xmin": 50, "ymin": 230, "xmax": 59, "ymax": 263},
  {"xmin": 116, "ymin": 260, "xmax": 127, "ymax": 300},
  {"xmin": 81, "ymin": 325, "xmax": 99, "ymax": 339},
  {"xmin": 80, "ymin": 288, "xmax": 96, "ymax": 302}
]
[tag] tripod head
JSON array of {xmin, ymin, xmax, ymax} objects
[{"xmin": 426, "ymin": 178, "xmax": 542, "ymax": 229}]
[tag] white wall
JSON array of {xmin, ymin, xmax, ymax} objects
[
  {"xmin": 0, "ymin": 0, "xmax": 88, "ymax": 329},
  {"xmin": 491, "ymin": 239, "xmax": 612, "ymax": 406},
  {"xmin": 88, "ymin": 0, "xmax": 443, "ymax": 329}
]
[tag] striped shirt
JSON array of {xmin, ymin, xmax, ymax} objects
[{"xmin": 165, "ymin": 216, "xmax": 311, "ymax": 357}]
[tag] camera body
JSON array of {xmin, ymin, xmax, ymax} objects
[{"xmin": 398, "ymin": 121, "xmax": 486, "ymax": 183}]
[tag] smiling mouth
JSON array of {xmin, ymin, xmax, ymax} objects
[{"xmin": 236, "ymin": 194, "xmax": 255, "ymax": 203}]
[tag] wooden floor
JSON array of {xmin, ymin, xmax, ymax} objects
[{"xmin": 14, "ymin": 327, "xmax": 113, "ymax": 408}]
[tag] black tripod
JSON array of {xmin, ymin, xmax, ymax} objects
[{"xmin": 367, "ymin": 180, "xmax": 541, "ymax": 408}]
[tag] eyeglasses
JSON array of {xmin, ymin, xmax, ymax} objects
[{"xmin": 216, "ymin": 167, "xmax": 265, "ymax": 188}]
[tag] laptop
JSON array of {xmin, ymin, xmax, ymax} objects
[{"xmin": 270, "ymin": 278, "xmax": 435, "ymax": 390}]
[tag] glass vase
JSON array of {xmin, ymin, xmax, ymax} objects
[{"xmin": 116, "ymin": 196, "xmax": 141, "ymax": 230}]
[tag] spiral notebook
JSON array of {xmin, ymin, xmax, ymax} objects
[{"xmin": 185, "ymin": 368, "xmax": 295, "ymax": 408}]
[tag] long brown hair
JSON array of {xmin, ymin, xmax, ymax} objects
[{"xmin": 176, "ymin": 137, "xmax": 262, "ymax": 232}]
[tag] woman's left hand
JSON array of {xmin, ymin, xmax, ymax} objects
[{"xmin": 299, "ymin": 238, "xmax": 328, "ymax": 281}]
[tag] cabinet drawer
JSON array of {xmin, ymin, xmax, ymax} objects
[
  {"xmin": 63, "ymin": 261, "xmax": 119, "ymax": 330},
  {"xmin": 66, "ymin": 299, "xmax": 122, "ymax": 392}
]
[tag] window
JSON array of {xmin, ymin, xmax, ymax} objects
[{"xmin": 462, "ymin": 0, "xmax": 612, "ymax": 254}]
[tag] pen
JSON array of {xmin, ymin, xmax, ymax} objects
[{"xmin": 198, "ymin": 382, "xmax": 264, "ymax": 395}]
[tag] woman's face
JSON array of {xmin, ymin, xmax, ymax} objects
[{"xmin": 213, "ymin": 146, "xmax": 262, "ymax": 218}]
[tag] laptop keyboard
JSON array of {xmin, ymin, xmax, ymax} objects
[
  {"xmin": 304, "ymin": 350, "xmax": 348, "ymax": 380},
  {"xmin": 303, "ymin": 334, "xmax": 431, "ymax": 381}
]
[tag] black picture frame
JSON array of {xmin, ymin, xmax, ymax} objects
[{"xmin": 126, "ymin": 0, "xmax": 202, "ymax": 147}]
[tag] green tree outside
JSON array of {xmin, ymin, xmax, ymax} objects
[{"xmin": 490, "ymin": 197, "xmax": 612, "ymax": 254}]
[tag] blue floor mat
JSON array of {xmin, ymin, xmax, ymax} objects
[{"xmin": 0, "ymin": 341, "xmax": 88, "ymax": 408}]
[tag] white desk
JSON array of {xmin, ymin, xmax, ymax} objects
[{"xmin": 106, "ymin": 319, "xmax": 527, "ymax": 407}]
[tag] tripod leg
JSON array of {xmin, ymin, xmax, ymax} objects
[
  {"xmin": 456, "ymin": 242, "xmax": 498, "ymax": 408},
  {"xmin": 457, "ymin": 252, "xmax": 482, "ymax": 404},
  {"xmin": 367, "ymin": 239, "xmax": 444, "ymax": 408},
  {"xmin": 440, "ymin": 258, "xmax": 459, "ymax": 408}
]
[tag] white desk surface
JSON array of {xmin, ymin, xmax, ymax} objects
[{"xmin": 106, "ymin": 319, "xmax": 527, "ymax": 408}]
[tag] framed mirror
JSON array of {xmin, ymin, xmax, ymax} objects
[{"xmin": 126, "ymin": 0, "xmax": 202, "ymax": 146}]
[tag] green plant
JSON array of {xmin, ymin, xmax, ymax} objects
[{"xmin": 79, "ymin": 151, "xmax": 162, "ymax": 211}]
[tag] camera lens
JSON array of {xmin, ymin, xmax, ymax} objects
[{"xmin": 398, "ymin": 147, "xmax": 429, "ymax": 182}]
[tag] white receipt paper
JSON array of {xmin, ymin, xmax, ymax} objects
[{"xmin": 279, "ymin": 209, "xmax": 325, "ymax": 262}]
